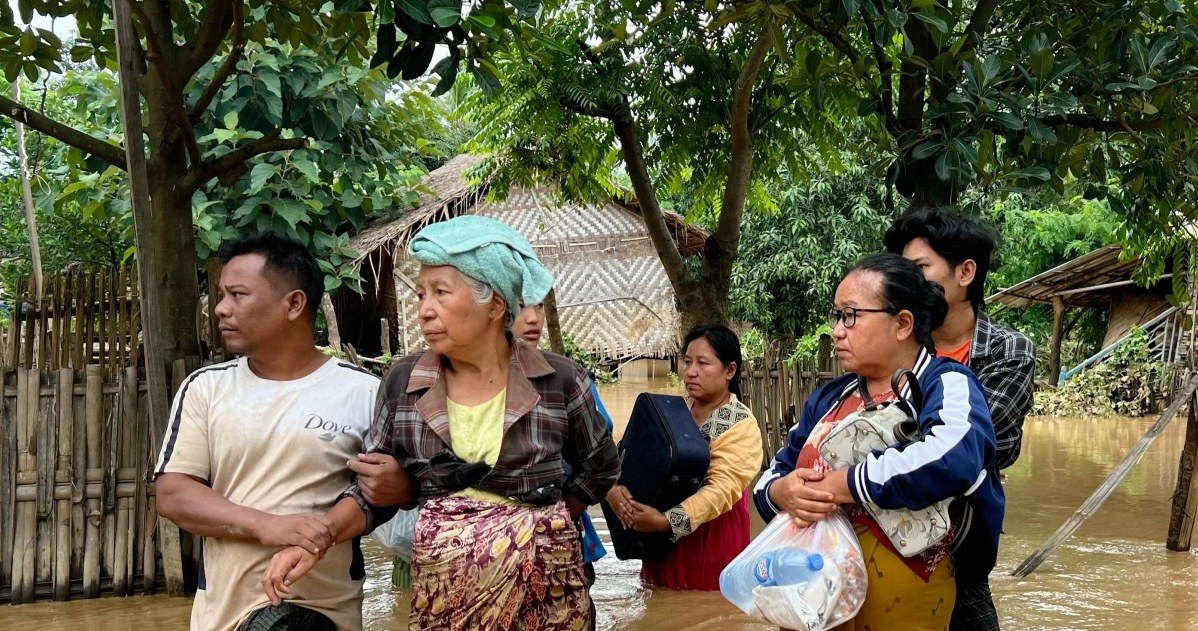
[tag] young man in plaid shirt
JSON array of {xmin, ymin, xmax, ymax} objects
[{"xmin": 885, "ymin": 208, "xmax": 1036, "ymax": 631}]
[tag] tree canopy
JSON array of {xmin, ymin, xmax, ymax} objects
[
  {"xmin": 373, "ymin": 0, "xmax": 1198, "ymax": 325},
  {"xmin": 0, "ymin": 1, "xmax": 441, "ymax": 363}
]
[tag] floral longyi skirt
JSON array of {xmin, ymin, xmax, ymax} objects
[{"xmin": 409, "ymin": 495, "xmax": 591, "ymax": 631}]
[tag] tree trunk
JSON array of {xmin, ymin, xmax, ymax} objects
[
  {"xmin": 11, "ymin": 82, "xmax": 44, "ymax": 302},
  {"xmin": 142, "ymin": 27, "xmax": 202, "ymax": 365},
  {"xmin": 543, "ymin": 287, "xmax": 565, "ymax": 355}
]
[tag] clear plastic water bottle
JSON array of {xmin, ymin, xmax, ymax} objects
[
  {"xmin": 753, "ymin": 550, "xmax": 824, "ymax": 587},
  {"xmin": 720, "ymin": 549, "xmax": 825, "ymax": 612}
]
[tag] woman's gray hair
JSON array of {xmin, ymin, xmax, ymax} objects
[{"xmin": 459, "ymin": 271, "xmax": 514, "ymax": 327}]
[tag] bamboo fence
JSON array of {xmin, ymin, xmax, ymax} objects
[
  {"xmin": 0, "ymin": 267, "xmax": 198, "ymax": 602},
  {"xmin": 740, "ymin": 337, "xmax": 842, "ymax": 466},
  {"xmin": 1, "ymin": 266, "xmax": 142, "ymax": 372}
]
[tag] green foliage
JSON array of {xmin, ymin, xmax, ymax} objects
[
  {"xmin": 787, "ymin": 324, "xmax": 833, "ymax": 364},
  {"xmin": 555, "ymin": 333, "xmax": 614, "ymax": 384},
  {"xmin": 0, "ymin": 75, "xmax": 132, "ymax": 293},
  {"xmin": 983, "ymin": 188, "xmax": 1121, "ymax": 373},
  {"xmin": 382, "ymin": 0, "xmax": 1198, "ymax": 308},
  {"xmin": 1, "ymin": 31, "xmax": 455, "ymax": 294},
  {"xmin": 738, "ymin": 327, "xmax": 766, "ymax": 362},
  {"xmin": 730, "ymin": 158, "xmax": 894, "ymax": 337},
  {"xmin": 1034, "ymin": 326, "xmax": 1175, "ymax": 417}
]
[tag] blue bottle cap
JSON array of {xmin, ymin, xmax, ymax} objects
[{"xmin": 807, "ymin": 553, "xmax": 824, "ymax": 571}]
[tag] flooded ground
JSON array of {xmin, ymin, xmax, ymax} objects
[{"xmin": 3, "ymin": 378, "xmax": 1197, "ymax": 629}]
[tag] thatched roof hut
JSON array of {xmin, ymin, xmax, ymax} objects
[
  {"xmin": 330, "ymin": 155, "xmax": 708, "ymax": 361},
  {"xmin": 988, "ymin": 244, "xmax": 1184, "ymax": 382}
]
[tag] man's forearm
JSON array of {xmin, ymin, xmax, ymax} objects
[
  {"xmin": 156, "ymin": 474, "xmax": 266, "ymax": 540},
  {"xmin": 328, "ymin": 496, "xmax": 369, "ymax": 544}
]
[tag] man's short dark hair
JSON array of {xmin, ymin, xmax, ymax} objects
[
  {"xmin": 217, "ymin": 232, "xmax": 324, "ymax": 323},
  {"xmin": 883, "ymin": 207, "xmax": 998, "ymax": 311}
]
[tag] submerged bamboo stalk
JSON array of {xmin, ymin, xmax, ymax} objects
[
  {"xmin": 82, "ymin": 364, "xmax": 103, "ymax": 597},
  {"xmin": 1, "ymin": 368, "xmax": 16, "ymax": 589},
  {"xmin": 1013, "ymin": 376, "xmax": 1198, "ymax": 577},
  {"xmin": 53, "ymin": 367, "xmax": 74, "ymax": 600}
]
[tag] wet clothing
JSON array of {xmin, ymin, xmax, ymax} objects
[
  {"xmin": 363, "ymin": 342, "xmax": 617, "ymax": 629},
  {"xmin": 968, "ymin": 313, "xmax": 1035, "ymax": 471},
  {"xmin": 793, "ymin": 390, "xmax": 954, "ymax": 581},
  {"xmin": 950, "ymin": 580, "xmax": 1001, "ymax": 631},
  {"xmin": 410, "ymin": 496, "xmax": 590, "ymax": 630},
  {"xmin": 155, "ymin": 357, "xmax": 379, "ymax": 631},
  {"xmin": 832, "ymin": 525, "xmax": 957, "ymax": 631},
  {"xmin": 949, "ymin": 313, "xmax": 1034, "ymax": 631},
  {"xmin": 643, "ymin": 396, "xmax": 762, "ymax": 590},
  {"xmin": 754, "ymin": 349, "xmax": 1005, "ymax": 588},
  {"xmin": 355, "ymin": 342, "xmax": 619, "ymax": 507},
  {"xmin": 641, "ymin": 492, "xmax": 752, "ymax": 591}
]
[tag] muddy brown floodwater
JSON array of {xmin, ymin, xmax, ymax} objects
[{"xmin": 3, "ymin": 378, "xmax": 1197, "ymax": 630}]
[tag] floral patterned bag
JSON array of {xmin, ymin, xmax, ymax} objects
[{"xmin": 817, "ymin": 369, "xmax": 952, "ymax": 557}]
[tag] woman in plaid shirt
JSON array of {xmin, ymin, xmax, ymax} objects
[{"xmin": 358, "ymin": 216, "xmax": 620, "ymax": 631}]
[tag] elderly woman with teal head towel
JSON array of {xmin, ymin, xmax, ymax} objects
[{"xmin": 365, "ymin": 215, "xmax": 620, "ymax": 631}]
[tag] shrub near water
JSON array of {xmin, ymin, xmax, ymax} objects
[{"xmin": 1034, "ymin": 326, "xmax": 1175, "ymax": 417}]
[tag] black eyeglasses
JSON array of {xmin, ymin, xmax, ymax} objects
[{"xmin": 828, "ymin": 306, "xmax": 897, "ymax": 329}]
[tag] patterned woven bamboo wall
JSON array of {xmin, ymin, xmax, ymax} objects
[{"xmin": 391, "ymin": 188, "xmax": 683, "ymax": 360}]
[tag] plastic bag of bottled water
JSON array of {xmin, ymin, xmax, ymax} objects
[{"xmin": 720, "ymin": 510, "xmax": 866, "ymax": 630}]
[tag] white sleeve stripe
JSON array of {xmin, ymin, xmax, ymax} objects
[
  {"xmin": 964, "ymin": 469, "xmax": 988, "ymax": 496},
  {"xmin": 865, "ymin": 371, "xmax": 973, "ymax": 485},
  {"xmin": 855, "ymin": 464, "xmax": 873, "ymax": 505}
]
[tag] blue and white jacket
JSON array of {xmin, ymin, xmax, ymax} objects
[{"xmin": 752, "ymin": 349, "xmax": 1005, "ymax": 584}]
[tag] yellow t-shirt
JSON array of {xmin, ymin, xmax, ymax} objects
[{"xmin": 448, "ymin": 388, "xmax": 517, "ymax": 504}]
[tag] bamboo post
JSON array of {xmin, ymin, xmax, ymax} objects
[
  {"xmin": 157, "ymin": 358, "xmax": 191, "ymax": 596},
  {"xmin": 0, "ymin": 369, "xmax": 15, "ymax": 589},
  {"xmin": 1167, "ymin": 388, "xmax": 1198, "ymax": 550},
  {"xmin": 82, "ymin": 364, "xmax": 103, "ymax": 597},
  {"xmin": 1013, "ymin": 376, "xmax": 1198, "ymax": 577},
  {"xmin": 13, "ymin": 368, "xmax": 37, "ymax": 603},
  {"xmin": 121, "ymin": 365, "xmax": 138, "ymax": 595},
  {"xmin": 35, "ymin": 371, "xmax": 55, "ymax": 588},
  {"xmin": 321, "ymin": 293, "xmax": 341, "ymax": 352},
  {"xmin": 544, "ymin": 288, "xmax": 565, "ymax": 355},
  {"xmin": 53, "ymin": 367, "xmax": 73, "ymax": 600},
  {"xmin": 1048, "ymin": 295, "xmax": 1066, "ymax": 386},
  {"xmin": 37, "ymin": 288, "xmax": 49, "ymax": 369},
  {"xmin": 23, "ymin": 295, "xmax": 34, "ymax": 368},
  {"xmin": 111, "ymin": 367, "xmax": 135, "ymax": 595},
  {"xmin": 71, "ymin": 368, "xmax": 87, "ymax": 578},
  {"xmin": 6, "ymin": 278, "xmax": 21, "ymax": 367},
  {"xmin": 84, "ymin": 271, "xmax": 97, "ymax": 367},
  {"xmin": 380, "ymin": 319, "xmax": 391, "ymax": 357}
]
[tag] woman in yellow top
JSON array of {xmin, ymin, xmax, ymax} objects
[
  {"xmin": 362, "ymin": 215, "xmax": 620, "ymax": 630},
  {"xmin": 606, "ymin": 324, "xmax": 763, "ymax": 590}
]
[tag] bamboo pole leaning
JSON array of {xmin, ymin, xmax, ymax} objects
[{"xmin": 1012, "ymin": 375, "xmax": 1198, "ymax": 577}]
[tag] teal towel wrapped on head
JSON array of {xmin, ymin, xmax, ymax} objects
[{"xmin": 407, "ymin": 215, "xmax": 554, "ymax": 323}]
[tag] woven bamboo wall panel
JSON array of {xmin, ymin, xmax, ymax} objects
[
  {"xmin": 484, "ymin": 188, "xmax": 647, "ymax": 243},
  {"xmin": 387, "ymin": 186, "xmax": 687, "ymax": 360}
]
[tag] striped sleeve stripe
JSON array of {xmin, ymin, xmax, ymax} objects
[
  {"xmin": 864, "ymin": 371, "xmax": 973, "ymax": 486},
  {"xmin": 336, "ymin": 361, "xmax": 381, "ymax": 379},
  {"xmin": 155, "ymin": 362, "xmax": 236, "ymax": 474}
]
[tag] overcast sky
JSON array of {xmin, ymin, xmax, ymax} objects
[{"xmin": 8, "ymin": 0, "xmax": 77, "ymax": 35}]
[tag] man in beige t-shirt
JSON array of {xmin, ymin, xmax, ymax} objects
[{"xmin": 155, "ymin": 233, "xmax": 400, "ymax": 630}]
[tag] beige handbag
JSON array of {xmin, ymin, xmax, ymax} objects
[{"xmin": 818, "ymin": 370, "xmax": 952, "ymax": 558}]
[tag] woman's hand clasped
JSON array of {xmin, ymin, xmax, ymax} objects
[
  {"xmin": 769, "ymin": 467, "xmax": 838, "ymax": 525},
  {"xmin": 606, "ymin": 485, "xmax": 670, "ymax": 533}
]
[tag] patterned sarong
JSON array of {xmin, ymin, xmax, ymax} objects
[{"xmin": 409, "ymin": 495, "xmax": 592, "ymax": 631}]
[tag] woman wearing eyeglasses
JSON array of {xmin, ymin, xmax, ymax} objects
[{"xmin": 752, "ymin": 253, "xmax": 1004, "ymax": 630}]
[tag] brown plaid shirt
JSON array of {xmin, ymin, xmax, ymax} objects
[{"xmin": 353, "ymin": 342, "xmax": 619, "ymax": 512}]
